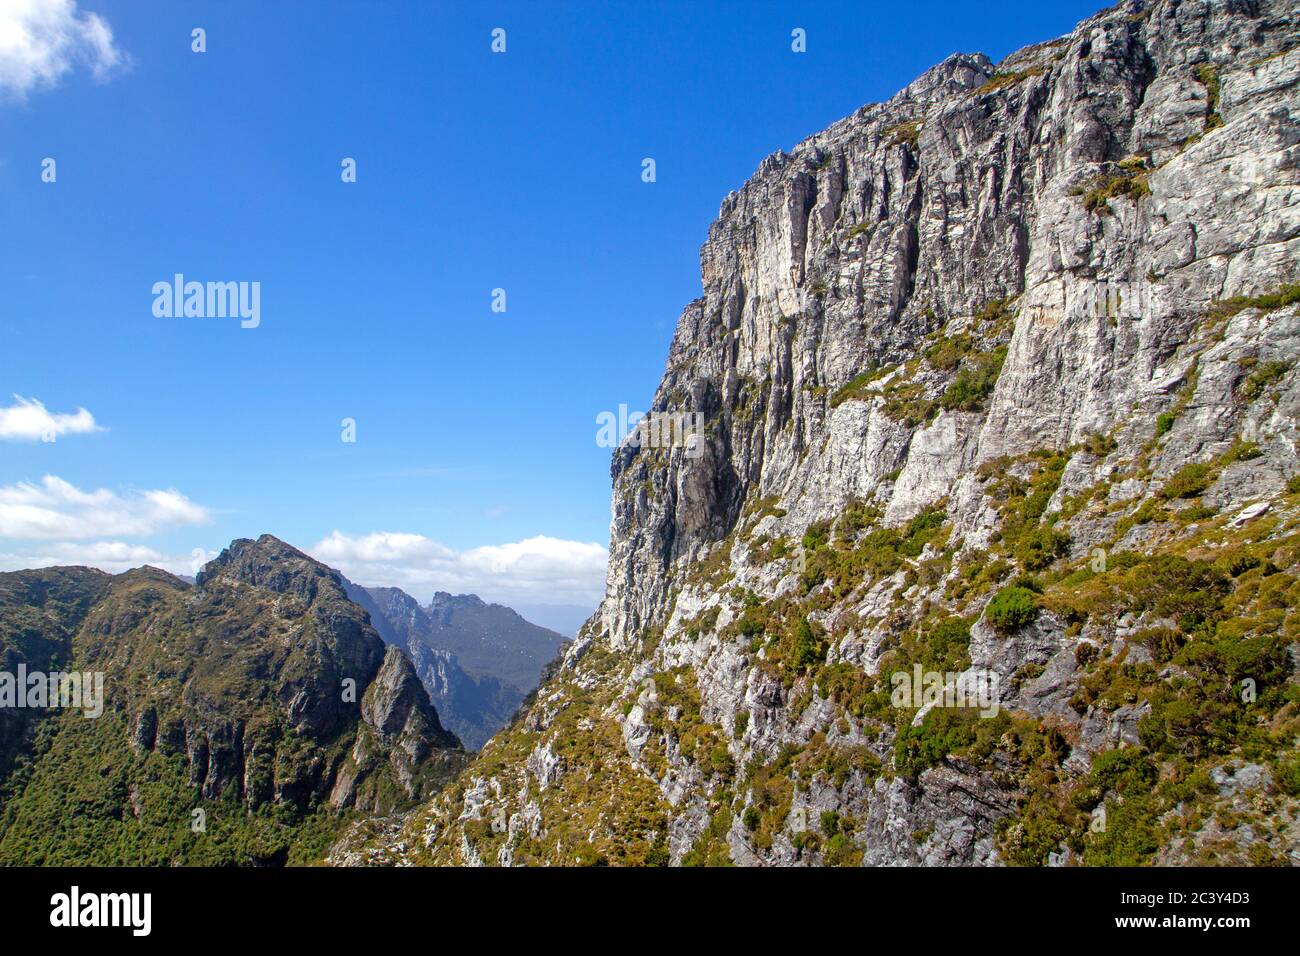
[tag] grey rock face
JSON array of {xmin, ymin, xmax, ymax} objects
[
  {"xmin": 363, "ymin": 645, "xmax": 443, "ymax": 743},
  {"xmin": 602, "ymin": 0, "xmax": 1298, "ymax": 648},
  {"xmin": 574, "ymin": 0, "xmax": 1298, "ymax": 865},
  {"xmin": 333, "ymin": 645, "xmax": 461, "ymax": 811},
  {"xmin": 378, "ymin": 0, "xmax": 1300, "ymax": 867}
]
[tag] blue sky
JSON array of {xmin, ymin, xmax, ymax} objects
[{"xmin": 0, "ymin": 0, "xmax": 1102, "ymax": 608}]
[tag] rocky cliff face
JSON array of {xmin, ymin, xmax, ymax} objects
[
  {"xmin": 370, "ymin": 0, "xmax": 1300, "ymax": 867},
  {"xmin": 0, "ymin": 536, "xmax": 465, "ymax": 865}
]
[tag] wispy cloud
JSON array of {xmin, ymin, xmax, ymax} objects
[
  {"xmin": 0, "ymin": 395, "xmax": 102, "ymax": 441},
  {"xmin": 310, "ymin": 530, "xmax": 608, "ymax": 606},
  {"xmin": 0, "ymin": 475, "xmax": 211, "ymax": 539},
  {"xmin": 0, "ymin": 0, "xmax": 129, "ymax": 101}
]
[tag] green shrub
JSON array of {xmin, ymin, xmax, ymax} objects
[
  {"xmin": 976, "ymin": 297, "xmax": 1016, "ymax": 326},
  {"xmin": 828, "ymin": 368, "xmax": 885, "ymax": 407},
  {"xmin": 1080, "ymin": 171, "xmax": 1150, "ymax": 214},
  {"xmin": 1139, "ymin": 627, "xmax": 1183, "ymax": 664},
  {"xmin": 1155, "ymin": 411, "xmax": 1176, "ymax": 437},
  {"xmin": 1088, "ymin": 748, "xmax": 1158, "ymax": 795},
  {"xmin": 835, "ymin": 500, "xmax": 880, "ymax": 540},
  {"xmin": 884, "ymin": 120, "xmax": 920, "ymax": 149},
  {"xmin": 1241, "ymin": 360, "xmax": 1290, "ymax": 400},
  {"xmin": 1221, "ymin": 440, "xmax": 1262, "ymax": 464},
  {"xmin": 925, "ymin": 616, "xmax": 972, "ymax": 670},
  {"xmin": 1016, "ymin": 526, "xmax": 1070, "ymax": 572},
  {"xmin": 1115, "ymin": 499, "xmax": 1166, "ymax": 537},
  {"xmin": 977, "ymin": 67, "xmax": 1043, "ymax": 93},
  {"xmin": 1084, "ymin": 793, "xmax": 1161, "ymax": 866},
  {"xmin": 940, "ymin": 346, "xmax": 1007, "ymax": 412},
  {"xmin": 894, "ymin": 709, "xmax": 979, "ymax": 779},
  {"xmin": 1159, "ymin": 462, "xmax": 1213, "ymax": 499},
  {"xmin": 709, "ymin": 745, "xmax": 735, "ymax": 778},
  {"xmin": 1135, "ymin": 554, "xmax": 1230, "ymax": 632},
  {"xmin": 998, "ymin": 796, "xmax": 1075, "ymax": 866},
  {"xmin": 1193, "ymin": 63, "xmax": 1222, "ymax": 131},
  {"xmin": 823, "ymin": 832, "xmax": 860, "ymax": 866},
  {"xmin": 881, "ymin": 380, "xmax": 938, "ymax": 425},
  {"xmin": 1277, "ymin": 758, "xmax": 1300, "ymax": 798},
  {"xmin": 681, "ymin": 808, "xmax": 733, "ymax": 867},
  {"xmin": 789, "ymin": 617, "xmax": 827, "ymax": 672},
  {"xmin": 802, "ymin": 520, "xmax": 831, "ymax": 551},
  {"xmin": 986, "ymin": 586, "xmax": 1040, "ymax": 633},
  {"xmin": 1086, "ymin": 431, "xmax": 1117, "ymax": 456},
  {"xmin": 900, "ymin": 504, "xmax": 948, "ymax": 556},
  {"xmin": 1139, "ymin": 688, "xmax": 1240, "ymax": 758},
  {"xmin": 924, "ymin": 333, "xmax": 972, "ymax": 371},
  {"xmin": 1206, "ymin": 283, "xmax": 1300, "ymax": 321}
]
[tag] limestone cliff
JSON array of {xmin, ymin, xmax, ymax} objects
[{"xmin": 371, "ymin": 0, "xmax": 1300, "ymax": 867}]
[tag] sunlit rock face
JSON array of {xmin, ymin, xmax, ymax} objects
[{"xmin": 369, "ymin": 0, "xmax": 1300, "ymax": 868}]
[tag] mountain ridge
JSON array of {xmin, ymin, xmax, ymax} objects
[{"xmin": 0, "ymin": 534, "xmax": 466, "ymax": 865}]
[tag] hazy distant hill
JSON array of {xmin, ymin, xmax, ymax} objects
[
  {"xmin": 342, "ymin": 582, "xmax": 568, "ymax": 750},
  {"xmin": 511, "ymin": 603, "xmax": 594, "ymax": 639}
]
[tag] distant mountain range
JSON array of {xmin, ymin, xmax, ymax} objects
[{"xmin": 342, "ymin": 582, "xmax": 568, "ymax": 750}]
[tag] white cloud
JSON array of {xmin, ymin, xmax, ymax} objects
[
  {"xmin": 0, "ymin": 0, "xmax": 128, "ymax": 100},
  {"xmin": 0, "ymin": 475, "xmax": 211, "ymax": 539},
  {"xmin": 0, "ymin": 539, "xmax": 167, "ymax": 573},
  {"xmin": 311, "ymin": 530, "xmax": 609, "ymax": 606},
  {"xmin": 0, "ymin": 395, "xmax": 102, "ymax": 441},
  {"xmin": 0, "ymin": 540, "xmax": 215, "ymax": 577}
]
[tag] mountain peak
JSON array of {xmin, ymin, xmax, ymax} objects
[
  {"xmin": 196, "ymin": 533, "xmax": 343, "ymax": 599},
  {"xmin": 429, "ymin": 590, "xmax": 486, "ymax": 610}
]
